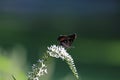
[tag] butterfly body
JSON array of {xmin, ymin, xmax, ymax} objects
[{"xmin": 57, "ymin": 33, "xmax": 77, "ymax": 48}]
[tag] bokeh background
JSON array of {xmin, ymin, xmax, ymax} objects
[{"xmin": 0, "ymin": 0, "xmax": 120, "ymax": 80}]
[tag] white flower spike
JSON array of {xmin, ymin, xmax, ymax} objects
[
  {"xmin": 28, "ymin": 61, "xmax": 47, "ymax": 80},
  {"xmin": 47, "ymin": 45, "xmax": 79, "ymax": 79},
  {"xmin": 28, "ymin": 45, "xmax": 79, "ymax": 80}
]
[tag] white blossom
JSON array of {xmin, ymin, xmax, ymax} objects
[
  {"xmin": 28, "ymin": 45, "xmax": 79, "ymax": 80},
  {"xmin": 33, "ymin": 77, "xmax": 39, "ymax": 80},
  {"xmin": 28, "ymin": 60, "xmax": 47, "ymax": 80},
  {"xmin": 47, "ymin": 45, "xmax": 79, "ymax": 79}
]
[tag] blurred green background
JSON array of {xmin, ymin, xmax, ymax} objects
[{"xmin": 0, "ymin": 0, "xmax": 120, "ymax": 80}]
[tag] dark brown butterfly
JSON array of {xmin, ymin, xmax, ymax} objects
[{"xmin": 57, "ymin": 33, "xmax": 77, "ymax": 48}]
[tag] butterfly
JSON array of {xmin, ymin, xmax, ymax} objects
[{"xmin": 57, "ymin": 33, "xmax": 77, "ymax": 48}]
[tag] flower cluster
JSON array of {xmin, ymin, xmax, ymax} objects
[
  {"xmin": 28, "ymin": 59, "xmax": 47, "ymax": 80},
  {"xmin": 47, "ymin": 45, "xmax": 69, "ymax": 59},
  {"xmin": 28, "ymin": 45, "xmax": 79, "ymax": 80},
  {"xmin": 47, "ymin": 45, "xmax": 79, "ymax": 79}
]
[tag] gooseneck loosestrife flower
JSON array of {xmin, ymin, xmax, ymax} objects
[
  {"xmin": 28, "ymin": 60, "xmax": 47, "ymax": 80},
  {"xmin": 28, "ymin": 45, "xmax": 79, "ymax": 80}
]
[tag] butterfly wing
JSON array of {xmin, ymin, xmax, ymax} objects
[
  {"xmin": 57, "ymin": 33, "xmax": 77, "ymax": 48},
  {"xmin": 57, "ymin": 35, "xmax": 69, "ymax": 47},
  {"xmin": 67, "ymin": 33, "xmax": 77, "ymax": 46},
  {"xmin": 57, "ymin": 35, "xmax": 67, "ymax": 42}
]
